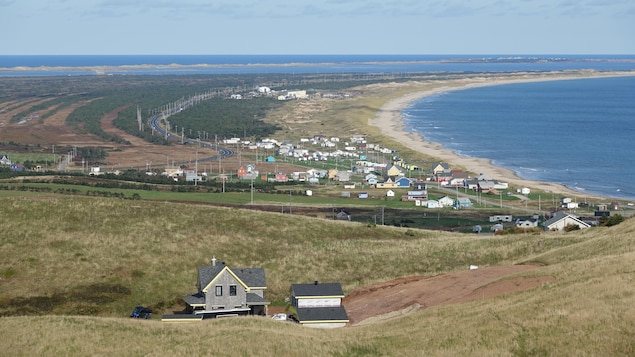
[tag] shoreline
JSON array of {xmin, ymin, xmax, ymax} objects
[{"xmin": 369, "ymin": 71, "xmax": 635, "ymax": 201}]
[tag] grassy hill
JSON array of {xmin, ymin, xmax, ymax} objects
[{"xmin": 1, "ymin": 195, "xmax": 634, "ymax": 356}]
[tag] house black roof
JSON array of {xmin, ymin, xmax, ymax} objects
[
  {"xmin": 543, "ymin": 211, "xmax": 589, "ymax": 228},
  {"xmin": 197, "ymin": 263, "xmax": 226, "ymax": 290},
  {"xmin": 296, "ymin": 306, "xmax": 349, "ymax": 322},
  {"xmin": 198, "ymin": 263, "xmax": 267, "ymax": 290},
  {"xmin": 291, "ymin": 282, "xmax": 345, "ymax": 297},
  {"xmin": 183, "ymin": 292, "xmax": 205, "ymax": 306},
  {"xmin": 234, "ymin": 268, "xmax": 267, "ymax": 288}
]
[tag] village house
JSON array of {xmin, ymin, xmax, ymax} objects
[
  {"xmin": 435, "ymin": 171, "xmax": 453, "ymax": 184},
  {"xmin": 425, "ymin": 199, "xmax": 440, "ymax": 208},
  {"xmin": 449, "ymin": 170, "xmax": 469, "ymax": 187},
  {"xmin": 432, "ymin": 162, "xmax": 451, "ymax": 175},
  {"xmin": 401, "ymin": 190, "xmax": 427, "ymax": 202},
  {"xmin": 334, "ymin": 171, "xmax": 352, "ymax": 182},
  {"xmin": 385, "ymin": 164, "xmax": 403, "ymax": 177},
  {"xmin": 274, "ymin": 173, "xmax": 289, "ymax": 182},
  {"xmin": 543, "ymin": 211, "xmax": 591, "ymax": 231},
  {"xmin": 364, "ymin": 173, "xmax": 378, "ymax": 183},
  {"xmin": 490, "ymin": 214, "xmax": 513, "ymax": 223},
  {"xmin": 287, "ymin": 281, "xmax": 349, "ymax": 328},
  {"xmin": 516, "ymin": 218, "xmax": 539, "ymax": 229},
  {"xmin": 477, "ymin": 181, "xmax": 499, "ymax": 194},
  {"xmin": 184, "ymin": 169, "xmax": 202, "ymax": 183},
  {"xmin": 343, "ymin": 182, "xmax": 356, "ymax": 189},
  {"xmin": 376, "ymin": 177, "xmax": 399, "ymax": 189},
  {"xmin": 438, "ymin": 196, "xmax": 455, "ymax": 207},
  {"xmin": 454, "ymin": 197, "xmax": 473, "ymax": 209},
  {"xmin": 180, "ymin": 257, "xmax": 270, "ymax": 319},
  {"xmin": 0, "ymin": 155, "xmax": 11, "ymax": 166},
  {"xmin": 412, "ymin": 182, "xmax": 427, "ymax": 191},
  {"xmin": 395, "ymin": 176, "xmax": 413, "ymax": 188},
  {"xmin": 465, "ymin": 179, "xmax": 480, "ymax": 191}
]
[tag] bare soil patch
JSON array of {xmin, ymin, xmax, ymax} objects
[
  {"xmin": 0, "ymin": 98, "xmax": 101, "ymax": 146},
  {"xmin": 342, "ymin": 265, "xmax": 554, "ymax": 325}
]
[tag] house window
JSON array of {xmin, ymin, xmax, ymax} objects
[
  {"xmin": 229, "ymin": 285, "xmax": 237, "ymax": 296},
  {"xmin": 215, "ymin": 285, "xmax": 222, "ymax": 296}
]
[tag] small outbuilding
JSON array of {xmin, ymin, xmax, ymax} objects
[{"xmin": 287, "ymin": 281, "xmax": 349, "ymax": 328}]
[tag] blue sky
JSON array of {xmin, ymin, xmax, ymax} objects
[{"xmin": 2, "ymin": 0, "xmax": 634, "ymax": 55}]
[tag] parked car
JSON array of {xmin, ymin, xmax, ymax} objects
[
  {"xmin": 130, "ymin": 306, "xmax": 152, "ymax": 319},
  {"xmin": 271, "ymin": 313, "xmax": 287, "ymax": 321}
]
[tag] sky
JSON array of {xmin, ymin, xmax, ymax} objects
[{"xmin": 2, "ymin": 0, "xmax": 634, "ymax": 55}]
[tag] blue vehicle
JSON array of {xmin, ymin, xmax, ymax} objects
[{"xmin": 130, "ymin": 306, "xmax": 152, "ymax": 319}]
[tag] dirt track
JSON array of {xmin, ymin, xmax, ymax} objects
[{"xmin": 342, "ymin": 265, "xmax": 554, "ymax": 325}]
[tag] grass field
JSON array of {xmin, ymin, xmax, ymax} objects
[{"xmin": 1, "ymin": 194, "xmax": 634, "ymax": 356}]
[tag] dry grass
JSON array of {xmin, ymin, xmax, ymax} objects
[{"xmin": 1, "ymin": 194, "xmax": 634, "ymax": 355}]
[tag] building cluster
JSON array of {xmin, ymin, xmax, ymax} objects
[{"xmin": 162, "ymin": 257, "xmax": 349, "ymax": 328}]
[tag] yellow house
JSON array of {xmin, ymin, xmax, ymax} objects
[
  {"xmin": 432, "ymin": 162, "xmax": 450, "ymax": 175},
  {"xmin": 376, "ymin": 177, "xmax": 399, "ymax": 189},
  {"xmin": 386, "ymin": 164, "xmax": 402, "ymax": 177},
  {"xmin": 327, "ymin": 169, "xmax": 339, "ymax": 179}
]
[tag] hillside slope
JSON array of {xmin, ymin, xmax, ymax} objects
[{"xmin": 0, "ymin": 196, "xmax": 634, "ymax": 356}]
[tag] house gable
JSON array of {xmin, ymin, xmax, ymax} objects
[{"xmin": 201, "ymin": 266, "xmax": 250, "ymax": 293}]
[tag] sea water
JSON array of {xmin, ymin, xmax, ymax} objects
[
  {"xmin": 403, "ymin": 76, "xmax": 635, "ymax": 200},
  {"xmin": 2, "ymin": 54, "xmax": 635, "ymax": 76}
]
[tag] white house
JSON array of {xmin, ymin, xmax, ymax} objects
[
  {"xmin": 386, "ymin": 189, "xmax": 395, "ymax": 197},
  {"xmin": 438, "ymin": 196, "xmax": 455, "ymax": 207},
  {"xmin": 516, "ymin": 218, "xmax": 539, "ymax": 228},
  {"xmin": 543, "ymin": 211, "xmax": 591, "ymax": 231},
  {"xmin": 0, "ymin": 155, "xmax": 11, "ymax": 165},
  {"xmin": 489, "ymin": 215, "xmax": 513, "ymax": 222},
  {"xmin": 425, "ymin": 200, "xmax": 440, "ymax": 208},
  {"xmin": 518, "ymin": 187, "xmax": 531, "ymax": 195}
]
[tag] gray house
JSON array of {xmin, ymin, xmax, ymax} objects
[{"xmin": 183, "ymin": 257, "xmax": 270, "ymax": 318}]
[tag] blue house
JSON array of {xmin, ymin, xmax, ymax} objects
[
  {"xmin": 454, "ymin": 197, "xmax": 473, "ymax": 209},
  {"xmin": 395, "ymin": 177, "xmax": 412, "ymax": 188},
  {"xmin": 265, "ymin": 156, "xmax": 276, "ymax": 163}
]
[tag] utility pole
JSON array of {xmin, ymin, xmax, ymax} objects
[{"xmin": 381, "ymin": 206, "xmax": 385, "ymax": 225}]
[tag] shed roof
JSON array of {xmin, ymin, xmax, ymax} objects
[
  {"xmin": 291, "ymin": 282, "xmax": 345, "ymax": 298},
  {"xmin": 296, "ymin": 306, "xmax": 349, "ymax": 323}
]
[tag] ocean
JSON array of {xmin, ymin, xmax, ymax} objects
[
  {"xmin": 1, "ymin": 54, "xmax": 635, "ymax": 76},
  {"xmin": 403, "ymin": 76, "xmax": 635, "ymax": 201}
]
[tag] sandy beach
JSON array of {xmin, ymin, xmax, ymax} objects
[{"xmin": 369, "ymin": 71, "xmax": 635, "ymax": 199}]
